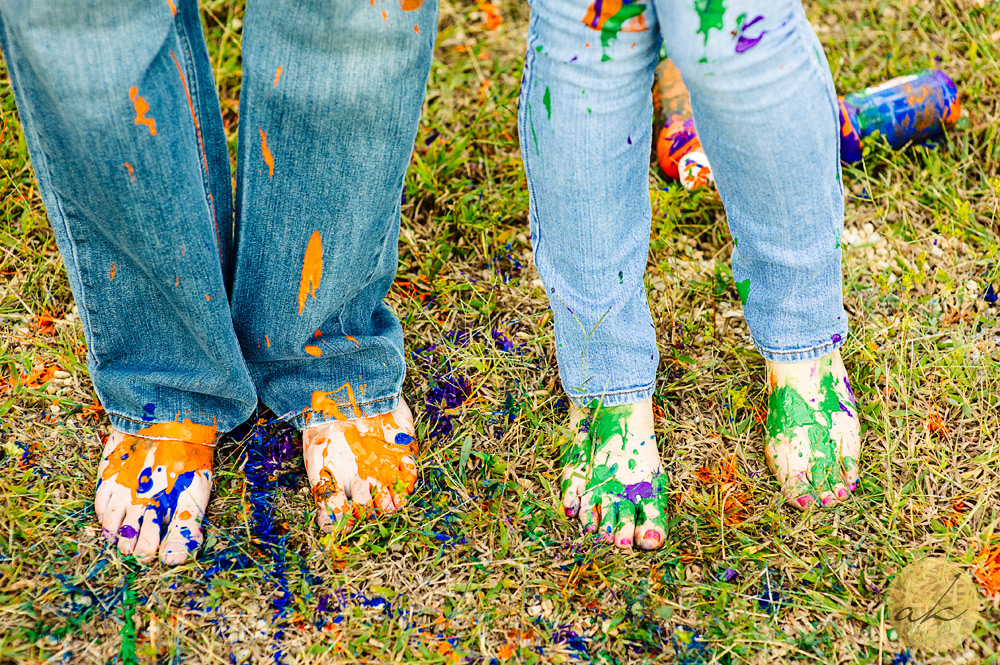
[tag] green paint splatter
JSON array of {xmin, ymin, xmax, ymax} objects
[
  {"xmin": 694, "ymin": 0, "xmax": 726, "ymax": 46},
  {"xmin": 119, "ymin": 571, "xmax": 138, "ymax": 665},
  {"xmin": 736, "ymin": 278, "xmax": 750, "ymax": 306},
  {"xmin": 618, "ymin": 270, "xmax": 624, "ymax": 284},
  {"xmin": 527, "ymin": 101, "xmax": 540, "ymax": 156},
  {"xmin": 543, "ymin": 86, "xmax": 552, "ymax": 121},
  {"xmin": 599, "ymin": 3, "xmax": 647, "ymax": 52}
]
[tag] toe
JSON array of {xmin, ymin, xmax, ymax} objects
[
  {"xmin": 160, "ymin": 498, "xmax": 205, "ymax": 566},
  {"xmin": 100, "ymin": 496, "xmax": 128, "ymax": 542},
  {"xmin": 613, "ymin": 501, "xmax": 636, "ymax": 550},
  {"xmin": 374, "ymin": 487, "xmax": 395, "ymax": 514},
  {"xmin": 831, "ymin": 482, "xmax": 851, "ymax": 503},
  {"xmin": 134, "ymin": 507, "xmax": 162, "ymax": 564},
  {"xmin": 596, "ymin": 495, "xmax": 618, "ymax": 543},
  {"xmin": 634, "ymin": 496, "xmax": 669, "ymax": 551},
  {"xmin": 577, "ymin": 491, "xmax": 599, "ymax": 534},
  {"xmin": 117, "ymin": 505, "xmax": 144, "ymax": 555},
  {"xmin": 817, "ymin": 489, "xmax": 837, "ymax": 507},
  {"xmin": 315, "ymin": 486, "xmax": 351, "ymax": 534},
  {"xmin": 350, "ymin": 479, "xmax": 374, "ymax": 518},
  {"xmin": 561, "ymin": 467, "xmax": 587, "ymax": 519}
]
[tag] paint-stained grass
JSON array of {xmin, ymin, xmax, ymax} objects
[{"xmin": 1, "ymin": 0, "xmax": 999, "ymax": 662}]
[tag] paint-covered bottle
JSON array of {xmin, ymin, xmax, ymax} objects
[
  {"xmin": 653, "ymin": 58, "xmax": 714, "ymax": 189},
  {"xmin": 838, "ymin": 69, "xmax": 960, "ymax": 164}
]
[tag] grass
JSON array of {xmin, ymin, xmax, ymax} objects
[{"xmin": 1, "ymin": 0, "xmax": 999, "ymax": 663}]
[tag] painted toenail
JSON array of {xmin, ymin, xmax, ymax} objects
[
  {"xmin": 643, "ymin": 530, "xmax": 662, "ymax": 544},
  {"xmin": 798, "ymin": 496, "xmax": 813, "ymax": 507},
  {"xmin": 822, "ymin": 496, "xmax": 834, "ymax": 505},
  {"xmin": 849, "ymin": 481, "xmax": 858, "ymax": 492},
  {"xmin": 118, "ymin": 525, "xmax": 138, "ymax": 539},
  {"xmin": 620, "ymin": 538, "xmax": 632, "ymax": 546},
  {"xmin": 836, "ymin": 488, "xmax": 847, "ymax": 499},
  {"xmin": 565, "ymin": 506, "xmax": 578, "ymax": 518}
]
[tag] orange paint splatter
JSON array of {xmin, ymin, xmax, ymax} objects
[
  {"xmin": 414, "ymin": 24, "xmax": 420, "ymax": 33},
  {"xmin": 583, "ymin": 0, "xmax": 646, "ymax": 33},
  {"xmin": 124, "ymin": 162, "xmax": 135, "ymax": 182},
  {"xmin": 273, "ymin": 66, "xmax": 282, "ymax": 86},
  {"xmin": 100, "ymin": 420, "xmax": 215, "ymax": 504},
  {"xmin": 400, "ymin": 0, "xmax": 424, "ymax": 9},
  {"xmin": 315, "ymin": 329, "xmax": 323, "ymax": 337},
  {"xmin": 108, "ymin": 262, "xmax": 117, "ymax": 281},
  {"xmin": 924, "ymin": 410, "xmax": 949, "ymax": 436},
  {"xmin": 311, "ymin": 383, "xmax": 363, "ymax": 420},
  {"xmin": 975, "ymin": 544, "xmax": 1000, "ymax": 597},
  {"xmin": 297, "ymin": 230, "xmax": 323, "ymax": 315},
  {"xmin": 128, "ymin": 87, "xmax": 156, "ymax": 136},
  {"xmin": 259, "ymin": 127, "xmax": 274, "ymax": 177},
  {"xmin": 175, "ymin": 276, "xmax": 179, "ymax": 286},
  {"xmin": 477, "ymin": 0, "xmax": 503, "ymax": 31},
  {"xmin": 177, "ymin": 510, "xmax": 192, "ymax": 520},
  {"xmin": 305, "ymin": 345, "xmax": 323, "ymax": 357},
  {"xmin": 345, "ymin": 335, "xmax": 359, "ymax": 346},
  {"xmin": 338, "ymin": 413, "xmax": 417, "ymax": 501},
  {"xmin": 381, "ymin": 10, "xmax": 388, "ymax": 20},
  {"xmin": 205, "ymin": 294, "xmax": 211, "ymax": 301},
  {"xmin": 169, "ymin": 52, "xmax": 222, "ymax": 264},
  {"xmin": 265, "ymin": 335, "xmax": 271, "ymax": 348},
  {"xmin": 166, "ymin": 0, "xmax": 177, "ymax": 16}
]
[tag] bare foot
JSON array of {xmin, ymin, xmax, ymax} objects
[
  {"xmin": 303, "ymin": 400, "xmax": 418, "ymax": 534},
  {"xmin": 764, "ymin": 348, "xmax": 861, "ymax": 510},
  {"xmin": 95, "ymin": 420, "xmax": 215, "ymax": 565},
  {"xmin": 560, "ymin": 398, "xmax": 669, "ymax": 550}
]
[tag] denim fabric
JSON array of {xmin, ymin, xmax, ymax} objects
[
  {"xmin": 519, "ymin": 0, "xmax": 848, "ymax": 406},
  {"xmin": 0, "ymin": 0, "xmax": 438, "ymax": 436}
]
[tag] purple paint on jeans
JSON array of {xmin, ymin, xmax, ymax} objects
[
  {"xmin": 735, "ymin": 15, "xmax": 767, "ymax": 53},
  {"xmin": 589, "ymin": 0, "xmax": 603, "ymax": 28},
  {"xmin": 832, "ymin": 333, "xmax": 843, "ymax": 343},
  {"xmin": 622, "ymin": 481, "xmax": 655, "ymax": 502},
  {"xmin": 118, "ymin": 525, "xmax": 138, "ymax": 539}
]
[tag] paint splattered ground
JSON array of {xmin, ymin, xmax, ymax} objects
[{"xmin": 2, "ymin": 1, "xmax": 999, "ymax": 663}]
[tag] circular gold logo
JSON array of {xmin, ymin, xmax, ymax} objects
[{"xmin": 886, "ymin": 557, "xmax": 980, "ymax": 652}]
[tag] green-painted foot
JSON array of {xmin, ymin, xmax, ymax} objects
[
  {"xmin": 560, "ymin": 398, "xmax": 669, "ymax": 550},
  {"xmin": 764, "ymin": 348, "xmax": 862, "ymax": 510}
]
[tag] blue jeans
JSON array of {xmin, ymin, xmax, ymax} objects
[
  {"xmin": 519, "ymin": 0, "xmax": 847, "ymax": 406},
  {"xmin": 0, "ymin": 0, "xmax": 438, "ymax": 435}
]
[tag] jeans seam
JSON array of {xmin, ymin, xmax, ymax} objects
[
  {"xmin": 573, "ymin": 382, "xmax": 655, "ymax": 401},
  {"xmin": 753, "ymin": 333, "xmax": 846, "ymax": 356}
]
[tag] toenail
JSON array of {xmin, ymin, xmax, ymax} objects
[
  {"xmin": 822, "ymin": 496, "xmax": 834, "ymax": 505},
  {"xmin": 849, "ymin": 481, "xmax": 858, "ymax": 491},
  {"xmin": 836, "ymin": 488, "xmax": 847, "ymax": 499},
  {"xmin": 118, "ymin": 525, "xmax": 138, "ymax": 539},
  {"xmin": 565, "ymin": 506, "xmax": 578, "ymax": 518},
  {"xmin": 619, "ymin": 538, "xmax": 632, "ymax": 546},
  {"xmin": 643, "ymin": 529, "xmax": 662, "ymax": 545},
  {"xmin": 798, "ymin": 496, "xmax": 813, "ymax": 507}
]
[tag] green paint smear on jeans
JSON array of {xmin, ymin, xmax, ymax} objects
[
  {"xmin": 766, "ymin": 369, "xmax": 851, "ymax": 489},
  {"xmin": 543, "ymin": 86, "xmax": 552, "ymax": 120},
  {"xmin": 600, "ymin": 3, "xmax": 646, "ymax": 51},
  {"xmin": 694, "ymin": 0, "xmax": 726, "ymax": 46},
  {"xmin": 120, "ymin": 571, "xmax": 138, "ymax": 665},
  {"xmin": 736, "ymin": 278, "xmax": 750, "ymax": 306}
]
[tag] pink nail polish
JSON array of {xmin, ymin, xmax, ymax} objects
[
  {"xmin": 822, "ymin": 496, "xmax": 834, "ymax": 506},
  {"xmin": 798, "ymin": 496, "xmax": 813, "ymax": 507},
  {"xmin": 836, "ymin": 488, "xmax": 847, "ymax": 499},
  {"xmin": 643, "ymin": 529, "xmax": 662, "ymax": 545},
  {"xmin": 619, "ymin": 538, "xmax": 632, "ymax": 546}
]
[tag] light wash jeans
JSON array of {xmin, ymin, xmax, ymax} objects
[
  {"xmin": 519, "ymin": 0, "xmax": 848, "ymax": 407},
  {"xmin": 0, "ymin": 0, "xmax": 438, "ymax": 435}
]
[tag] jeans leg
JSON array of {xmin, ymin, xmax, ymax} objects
[
  {"xmin": 232, "ymin": 0, "xmax": 439, "ymax": 427},
  {"xmin": 0, "ymin": 0, "xmax": 257, "ymax": 435},
  {"xmin": 655, "ymin": 0, "xmax": 847, "ymax": 362},
  {"xmin": 519, "ymin": 0, "xmax": 661, "ymax": 407}
]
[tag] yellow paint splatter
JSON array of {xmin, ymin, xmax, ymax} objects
[
  {"xmin": 259, "ymin": 127, "xmax": 274, "ymax": 177},
  {"xmin": 273, "ymin": 66, "xmax": 282, "ymax": 86},
  {"xmin": 128, "ymin": 87, "xmax": 156, "ymax": 136},
  {"xmin": 297, "ymin": 231, "xmax": 323, "ymax": 315}
]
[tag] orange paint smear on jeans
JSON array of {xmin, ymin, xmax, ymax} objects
[
  {"xmin": 108, "ymin": 263, "xmax": 117, "ymax": 281},
  {"xmin": 305, "ymin": 344, "xmax": 323, "ymax": 357},
  {"xmin": 265, "ymin": 335, "xmax": 271, "ymax": 348},
  {"xmin": 273, "ymin": 66, "xmax": 282, "ymax": 86},
  {"xmin": 583, "ymin": 0, "xmax": 646, "ymax": 32},
  {"xmin": 311, "ymin": 383, "xmax": 363, "ymax": 420},
  {"xmin": 124, "ymin": 162, "xmax": 135, "ymax": 182},
  {"xmin": 128, "ymin": 87, "xmax": 157, "ymax": 135},
  {"xmin": 138, "ymin": 418, "xmax": 217, "ymax": 445},
  {"xmin": 297, "ymin": 230, "xmax": 323, "ymax": 314},
  {"xmin": 168, "ymin": 52, "xmax": 222, "ymax": 265},
  {"xmin": 400, "ymin": 0, "xmax": 424, "ymax": 10},
  {"xmin": 166, "ymin": 0, "xmax": 177, "ymax": 16},
  {"xmin": 259, "ymin": 127, "xmax": 274, "ymax": 177},
  {"xmin": 345, "ymin": 335, "xmax": 360, "ymax": 346}
]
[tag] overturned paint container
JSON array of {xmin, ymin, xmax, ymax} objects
[{"xmin": 838, "ymin": 69, "xmax": 960, "ymax": 163}]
